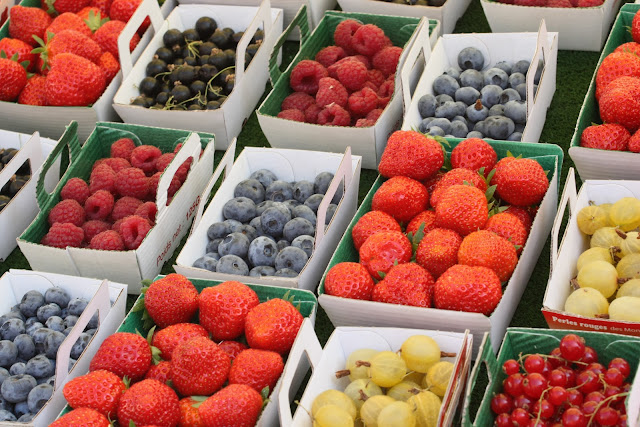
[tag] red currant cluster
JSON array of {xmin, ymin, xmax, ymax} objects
[{"xmin": 490, "ymin": 334, "xmax": 632, "ymax": 426}]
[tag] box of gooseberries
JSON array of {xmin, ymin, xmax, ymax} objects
[
  {"xmin": 542, "ymin": 168, "xmax": 640, "ymax": 336},
  {"xmin": 278, "ymin": 323, "xmax": 473, "ymax": 426}
]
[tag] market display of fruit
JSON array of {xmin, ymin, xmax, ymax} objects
[
  {"xmin": 491, "ymin": 0, "xmax": 603, "ymax": 7},
  {"xmin": 130, "ymin": 16, "xmax": 265, "ymax": 110},
  {"xmin": 372, "ymin": 0, "xmax": 447, "ymax": 6},
  {"xmin": 0, "ymin": 147, "xmax": 31, "ymax": 212}
]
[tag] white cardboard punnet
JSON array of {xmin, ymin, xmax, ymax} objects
[
  {"xmin": 113, "ymin": 1, "xmax": 284, "ymax": 149},
  {"xmin": 401, "ymin": 20, "xmax": 558, "ymax": 146},
  {"xmin": 174, "ymin": 146, "xmax": 362, "ymax": 291},
  {"xmin": 279, "ymin": 322, "xmax": 473, "ymax": 426},
  {"xmin": 0, "ymin": 269, "xmax": 127, "ymax": 427}
]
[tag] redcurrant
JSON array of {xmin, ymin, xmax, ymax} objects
[
  {"xmin": 595, "ymin": 406, "xmax": 620, "ymax": 426},
  {"xmin": 559, "ymin": 334, "xmax": 586, "ymax": 362},
  {"xmin": 491, "ymin": 393, "xmax": 514, "ymax": 415},
  {"xmin": 513, "ymin": 394, "xmax": 534, "ymax": 411},
  {"xmin": 511, "ymin": 408, "xmax": 531, "ymax": 427},
  {"xmin": 548, "ymin": 369, "xmax": 567, "ymax": 387},
  {"xmin": 604, "ymin": 368, "xmax": 624, "ymax": 388},
  {"xmin": 523, "ymin": 373, "xmax": 548, "ymax": 399},
  {"xmin": 584, "ymin": 391, "xmax": 606, "ymax": 404},
  {"xmin": 576, "ymin": 369, "xmax": 602, "ymax": 394},
  {"xmin": 503, "ymin": 359, "xmax": 521, "ymax": 376},
  {"xmin": 608, "ymin": 358, "xmax": 631, "ymax": 380},
  {"xmin": 495, "ymin": 413, "xmax": 512, "ymax": 427},
  {"xmin": 580, "ymin": 346, "xmax": 598, "ymax": 364},
  {"xmin": 532, "ymin": 399, "xmax": 555, "ymax": 419},
  {"xmin": 524, "ymin": 354, "xmax": 546, "ymax": 374},
  {"xmin": 567, "ymin": 389, "xmax": 584, "ymax": 406},
  {"xmin": 503, "ymin": 373, "xmax": 525, "ymax": 397},
  {"xmin": 547, "ymin": 385, "xmax": 568, "ymax": 406},
  {"xmin": 562, "ymin": 407, "xmax": 587, "ymax": 427}
]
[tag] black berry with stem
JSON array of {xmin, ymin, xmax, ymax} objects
[
  {"xmin": 154, "ymin": 47, "xmax": 173, "ymax": 64},
  {"xmin": 146, "ymin": 58, "xmax": 166, "ymax": 77},
  {"xmin": 163, "ymin": 29, "xmax": 184, "ymax": 50},
  {"xmin": 195, "ymin": 16, "xmax": 217, "ymax": 40},
  {"xmin": 139, "ymin": 76, "xmax": 159, "ymax": 97}
]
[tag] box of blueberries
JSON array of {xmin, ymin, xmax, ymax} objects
[
  {"xmin": 0, "ymin": 269, "xmax": 127, "ymax": 426},
  {"xmin": 175, "ymin": 146, "xmax": 362, "ymax": 291},
  {"xmin": 402, "ymin": 20, "xmax": 558, "ymax": 146}
]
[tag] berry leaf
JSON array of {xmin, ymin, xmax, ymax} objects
[{"xmin": 260, "ymin": 386, "xmax": 270, "ymax": 401}]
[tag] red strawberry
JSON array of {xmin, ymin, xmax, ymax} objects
[
  {"xmin": 484, "ymin": 212, "xmax": 528, "ymax": 254},
  {"xmin": 0, "ymin": 55, "xmax": 28, "ymax": 102},
  {"xmin": 143, "ymin": 273, "xmax": 199, "ymax": 328},
  {"xmin": 615, "ymin": 42, "xmax": 640, "ymax": 57},
  {"xmin": 244, "ymin": 298, "xmax": 304, "ymax": 355},
  {"xmin": 228, "ymin": 348, "xmax": 284, "ymax": 393},
  {"xmin": 595, "ymin": 52, "xmax": 640, "ymax": 100},
  {"xmin": 493, "ymin": 158, "xmax": 549, "ymax": 207},
  {"xmin": 324, "ymin": 262, "xmax": 375, "ymax": 300},
  {"xmin": 18, "ymin": 75, "xmax": 48, "ymax": 105},
  {"xmin": 90, "ymin": 0, "xmax": 112, "ymax": 17},
  {"xmin": 151, "ymin": 323, "xmax": 208, "ymax": 361},
  {"xmin": 46, "ymin": 53, "xmax": 106, "ymax": 106},
  {"xmin": 416, "ymin": 228, "xmax": 463, "ymax": 279},
  {"xmin": 373, "ymin": 277, "xmax": 431, "ymax": 307},
  {"xmin": 42, "ymin": 0, "xmax": 91, "ymax": 15},
  {"xmin": 171, "ymin": 336, "xmax": 231, "ymax": 396},
  {"xmin": 35, "ymin": 29, "xmax": 103, "ymax": 72},
  {"xmin": 218, "ymin": 341, "xmax": 248, "ymax": 361},
  {"xmin": 434, "ymin": 264, "xmax": 502, "ymax": 315},
  {"xmin": 93, "ymin": 19, "xmax": 140, "ymax": 59},
  {"xmin": 405, "ymin": 210, "xmax": 437, "ymax": 237},
  {"xmin": 503, "ymin": 206, "xmax": 533, "ymax": 231},
  {"xmin": 89, "ymin": 332, "xmax": 152, "ymax": 381},
  {"xmin": 633, "ymin": 8, "xmax": 640, "ymax": 43},
  {"xmin": 580, "ymin": 123, "xmax": 630, "ymax": 151},
  {"xmin": 50, "ymin": 408, "xmax": 110, "ymax": 427},
  {"xmin": 358, "ymin": 231, "xmax": 412, "ymax": 280},
  {"xmin": 630, "ymin": 128, "xmax": 640, "ymax": 153},
  {"xmin": 351, "ymin": 210, "xmax": 401, "ymax": 251},
  {"xmin": 144, "ymin": 360, "xmax": 172, "ymax": 384},
  {"xmin": 372, "ymin": 176, "xmax": 429, "ymax": 223},
  {"xmin": 9, "ymin": 5, "xmax": 52, "ymax": 47},
  {"xmin": 0, "ymin": 38, "xmax": 36, "ymax": 71},
  {"xmin": 450, "ymin": 138, "xmax": 497, "ymax": 176},
  {"xmin": 117, "ymin": 379, "xmax": 180, "ymax": 427},
  {"xmin": 458, "ymin": 230, "xmax": 519, "ymax": 282},
  {"xmin": 63, "ymin": 370, "xmax": 125, "ymax": 417},
  {"xmin": 45, "ymin": 12, "xmax": 92, "ymax": 37},
  {"xmin": 98, "ymin": 51, "xmax": 120, "ymax": 85},
  {"xmin": 429, "ymin": 168, "xmax": 488, "ymax": 208},
  {"xmin": 599, "ymin": 77, "xmax": 640, "ymax": 132},
  {"xmin": 199, "ymin": 281, "xmax": 259, "ymax": 341},
  {"xmin": 179, "ymin": 397, "xmax": 205, "ymax": 427},
  {"xmin": 110, "ymin": 0, "xmax": 150, "ymax": 34},
  {"xmin": 378, "ymin": 130, "xmax": 444, "ymax": 181},
  {"xmin": 435, "ymin": 184, "xmax": 488, "ymax": 236},
  {"xmin": 198, "ymin": 384, "xmax": 262, "ymax": 427}
]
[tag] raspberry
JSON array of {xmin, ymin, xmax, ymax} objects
[
  {"xmin": 281, "ymin": 92, "xmax": 315, "ymax": 111},
  {"xmin": 631, "ymin": 129, "xmax": 640, "ymax": 152},
  {"xmin": 115, "ymin": 167, "xmax": 149, "ymax": 199},
  {"xmin": 289, "ymin": 60, "xmax": 328, "ymax": 95},
  {"xmin": 166, "ymin": 174, "xmax": 182, "ymax": 199},
  {"xmin": 316, "ymin": 77, "xmax": 348, "ymax": 108},
  {"xmin": 367, "ymin": 108, "xmax": 384, "ymax": 121},
  {"xmin": 317, "ymin": 104, "xmax": 351, "ymax": 126},
  {"xmin": 176, "ymin": 158, "xmax": 191, "ymax": 182},
  {"xmin": 96, "ymin": 157, "xmax": 131, "ymax": 173},
  {"xmin": 148, "ymin": 172, "xmax": 161, "ymax": 198},
  {"xmin": 60, "ymin": 178, "xmax": 90, "ymax": 205},
  {"xmin": 173, "ymin": 143, "xmax": 183, "ymax": 154},
  {"xmin": 328, "ymin": 56, "xmax": 369, "ymax": 79},
  {"xmin": 111, "ymin": 196, "xmax": 144, "ymax": 221},
  {"xmin": 82, "ymin": 220, "xmax": 110, "ymax": 242},
  {"xmin": 373, "ymin": 46, "xmax": 402, "ymax": 77},
  {"xmin": 89, "ymin": 163, "xmax": 117, "ymax": 194},
  {"xmin": 353, "ymin": 55, "xmax": 371, "ymax": 69},
  {"xmin": 277, "ymin": 109, "xmax": 305, "ymax": 122},
  {"xmin": 315, "ymin": 45, "xmax": 346, "ymax": 68},
  {"xmin": 130, "ymin": 145, "xmax": 162, "ymax": 175},
  {"xmin": 355, "ymin": 118, "xmax": 376, "ymax": 127},
  {"xmin": 119, "ymin": 215, "xmax": 152, "ymax": 249},
  {"xmin": 90, "ymin": 230, "xmax": 125, "ymax": 251},
  {"xmin": 48, "ymin": 199, "xmax": 85, "ymax": 226},
  {"xmin": 110, "ymin": 138, "xmax": 136, "ymax": 160},
  {"xmin": 348, "ymin": 87, "xmax": 378, "ymax": 117},
  {"xmin": 368, "ymin": 69, "xmax": 386, "ymax": 88},
  {"xmin": 135, "ymin": 202, "xmax": 157, "ymax": 223},
  {"xmin": 363, "ymin": 81, "xmax": 379, "ymax": 92},
  {"xmin": 155, "ymin": 153, "xmax": 175, "ymax": 173},
  {"xmin": 304, "ymin": 103, "xmax": 322, "ymax": 124},
  {"xmin": 148, "ymin": 172, "xmax": 181, "ymax": 201},
  {"xmin": 84, "ymin": 190, "xmax": 115, "ymax": 221},
  {"xmin": 351, "ymin": 24, "xmax": 386, "ymax": 57},
  {"xmin": 333, "ymin": 19, "xmax": 361, "ymax": 54},
  {"xmin": 112, "ymin": 218, "xmax": 125, "ymax": 234},
  {"xmin": 336, "ymin": 59, "xmax": 368, "ymax": 91},
  {"xmin": 378, "ymin": 79, "xmax": 394, "ymax": 108},
  {"xmin": 42, "ymin": 222, "xmax": 84, "ymax": 248}
]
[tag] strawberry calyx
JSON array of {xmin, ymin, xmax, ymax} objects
[
  {"xmin": 31, "ymin": 33, "xmax": 54, "ymax": 72},
  {"xmin": 0, "ymin": 51, "xmax": 30, "ymax": 73},
  {"xmin": 279, "ymin": 291, "xmax": 302, "ymax": 313},
  {"xmin": 189, "ymin": 396, "xmax": 208, "ymax": 408},
  {"xmin": 44, "ymin": 0, "xmax": 58, "ymax": 16},
  {"xmin": 84, "ymin": 10, "xmax": 109, "ymax": 33},
  {"xmin": 260, "ymin": 386, "xmax": 270, "ymax": 409},
  {"xmin": 145, "ymin": 326, "xmax": 163, "ymax": 365},
  {"xmin": 133, "ymin": 279, "xmax": 156, "ymax": 331}
]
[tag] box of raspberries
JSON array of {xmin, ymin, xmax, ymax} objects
[
  {"xmin": 0, "ymin": 269, "xmax": 127, "ymax": 426},
  {"xmin": 281, "ymin": 323, "xmax": 473, "ymax": 426},
  {"xmin": 462, "ymin": 328, "xmax": 640, "ymax": 426},
  {"xmin": 52, "ymin": 274, "xmax": 318, "ymax": 427},
  {"xmin": 542, "ymin": 168, "xmax": 640, "ymax": 337},
  {"xmin": 257, "ymin": 7, "xmax": 438, "ymax": 169},
  {"xmin": 112, "ymin": 1, "xmax": 284, "ymax": 149},
  {"xmin": 0, "ymin": 129, "xmax": 58, "ymax": 261},
  {"xmin": 17, "ymin": 121, "xmax": 227, "ymax": 293},
  {"xmin": 174, "ymin": 146, "xmax": 362, "ymax": 291},
  {"xmin": 570, "ymin": 3, "xmax": 640, "ymax": 181},
  {"xmin": 317, "ymin": 131, "xmax": 563, "ymax": 356}
]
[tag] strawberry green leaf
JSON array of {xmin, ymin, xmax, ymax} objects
[
  {"xmin": 485, "ymin": 184, "xmax": 497, "ymax": 201},
  {"xmin": 485, "ymin": 168, "xmax": 496, "ymax": 183},
  {"xmin": 131, "ymin": 296, "xmax": 145, "ymax": 313},
  {"xmin": 190, "ymin": 396, "xmax": 208, "ymax": 408},
  {"xmin": 377, "ymin": 271, "xmax": 386, "ymax": 279},
  {"xmin": 497, "ymin": 206, "xmax": 509, "ymax": 213},
  {"xmin": 123, "ymin": 376, "xmax": 131, "ymax": 388},
  {"xmin": 0, "ymin": 51, "xmax": 5, "ymax": 59},
  {"xmin": 261, "ymin": 386, "xmax": 270, "ymax": 400},
  {"xmin": 151, "ymin": 346, "xmax": 162, "ymax": 365},
  {"xmin": 146, "ymin": 325, "xmax": 156, "ymax": 346},
  {"xmin": 129, "ymin": 421, "xmax": 136, "ymax": 427},
  {"xmin": 432, "ymin": 135, "xmax": 450, "ymax": 148}
]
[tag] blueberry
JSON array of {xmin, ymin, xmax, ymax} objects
[
  {"xmin": 233, "ymin": 179, "xmax": 265, "ymax": 204},
  {"xmin": 507, "ymin": 132, "xmax": 523, "ymax": 141},
  {"xmin": 13, "ymin": 400, "xmax": 28, "ymax": 417},
  {"xmin": 458, "ymin": 47, "xmax": 484, "ymax": 71},
  {"xmin": 70, "ymin": 333, "xmax": 91, "ymax": 360},
  {"xmin": 274, "ymin": 268, "xmax": 298, "ymax": 278},
  {"xmin": 512, "ymin": 60, "xmax": 530, "ymax": 76},
  {"xmin": 426, "ymin": 118, "xmax": 452, "ymax": 134},
  {"xmin": 260, "ymin": 205, "xmax": 291, "ymax": 238},
  {"xmin": 44, "ymin": 287, "xmax": 70, "ymax": 309},
  {"xmin": 275, "ymin": 246, "xmax": 308, "ymax": 273},
  {"xmin": 86, "ymin": 328, "xmax": 96, "ymax": 336},
  {"xmin": 292, "ymin": 181, "xmax": 315, "ymax": 203},
  {"xmin": 483, "ymin": 68, "xmax": 509, "ymax": 89},
  {"xmin": 485, "ymin": 116, "xmax": 516, "ymax": 140},
  {"xmin": 418, "ymin": 118, "xmax": 433, "ymax": 134},
  {"xmin": 255, "ymin": 200, "xmax": 276, "ymax": 217},
  {"xmin": 194, "ymin": 255, "xmax": 219, "ymax": 272},
  {"xmin": 292, "ymin": 235, "xmax": 314, "ymax": 258},
  {"xmin": 292, "ymin": 205, "xmax": 317, "ymax": 226},
  {"xmin": 36, "ymin": 304, "xmax": 61, "ymax": 324},
  {"xmin": 325, "ymin": 204, "xmax": 337, "ymax": 225},
  {"xmin": 534, "ymin": 60, "xmax": 543, "ymax": 84},
  {"xmin": 44, "ymin": 316, "xmax": 64, "ymax": 333},
  {"xmin": 0, "ymin": 341, "xmax": 17, "ymax": 368},
  {"xmin": 304, "ymin": 194, "xmax": 324, "ymax": 213},
  {"xmin": 23, "ymin": 318, "xmax": 38, "ymax": 329},
  {"xmin": 1, "ymin": 375, "xmax": 36, "ymax": 403},
  {"xmin": 276, "ymin": 240, "xmax": 290, "ymax": 251},
  {"xmin": 282, "ymin": 218, "xmax": 315, "ymax": 242},
  {"xmin": 459, "ymin": 69, "xmax": 483, "ymax": 91},
  {"xmin": 466, "ymin": 131, "xmax": 484, "ymax": 138},
  {"xmin": 43, "ymin": 331, "xmax": 65, "ymax": 359},
  {"xmin": 515, "ymin": 123, "xmax": 526, "ymax": 133},
  {"xmin": 265, "ymin": 181, "xmax": 293, "ymax": 202},
  {"xmin": 63, "ymin": 316, "xmax": 78, "ymax": 329},
  {"xmin": 249, "ymin": 266, "xmax": 276, "ymax": 277},
  {"xmin": 249, "ymin": 169, "xmax": 277, "ymax": 188},
  {"xmin": 418, "ymin": 94, "xmax": 437, "ymax": 118},
  {"xmin": 466, "ymin": 101, "xmax": 488, "ymax": 123},
  {"xmin": 508, "ymin": 72, "xmax": 525, "ymax": 89},
  {"xmin": 25, "ymin": 323, "xmax": 43, "ymax": 339},
  {"xmin": 0, "ymin": 410, "xmax": 16, "ymax": 421},
  {"xmin": 0, "ymin": 367, "xmax": 9, "ymax": 384},
  {"xmin": 207, "ymin": 222, "xmax": 231, "ymax": 240},
  {"xmin": 435, "ymin": 94, "xmax": 454, "ymax": 106},
  {"xmin": 455, "ymin": 86, "xmax": 480, "ymax": 106},
  {"xmin": 216, "ymin": 255, "xmax": 249, "ymax": 276},
  {"xmin": 67, "ymin": 298, "xmax": 89, "ymax": 317},
  {"xmin": 248, "ymin": 236, "xmax": 278, "ymax": 267},
  {"xmin": 427, "ymin": 126, "xmax": 444, "ymax": 137},
  {"xmin": 500, "ymin": 88, "xmax": 521, "ymax": 104},
  {"xmin": 282, "ymin": 199, "xmax": 301, "ymax": 216},
  {"xmin": 494, "ymin": 61, "xmax": 513, "ymax": 75},
  {"xmin": 504, "ymin": 100, "xmax": 527, "ymax": 124},
  {"xmin": 10, "ymin": 362, "xmax": 26, "ymax": 376},
  {"xmin": 18, "ymin": 413, "xmax": 34, "ymax": 422},
  {"xmin": 0, "ymin": 395, "xmax": 12, "ymax": 412},
  {"xmin": 0, "ymin": 319, "xmax": 25, "ymax": 342},
  {"xmin": 452, "ymin": 115, "xmax": 468, "ymax": 126},
  {"xmin": 27, "ymin": 383, "xmax": 53, "ymax": 414},
  {"xmin": 86, "ymin": 312, "xmax": 99, "ymax": 330},
  {"xmin": 314, "ymin": 172, "xmax": 335, "ymax": 195},
  {"xmin": 432, "ymin": 75, "xmax": 459, "ymax": 97},
  {"xmin": 480, "ymin": 85, "xmax": 502, "ymax": 109},
  {"xmin": 443, "ymin": 67, "xmax": 460, "ymax": 81},
  {"xmin": 515, "ymin": 83, "xmax": 527, "ymax": 101},
  {"xmin": 474, "ymin": 121, "xmax": 487, "ymax": 135},
  {"xmin": 218, "ymin": 232, "xmax": 250, "ymax": 259},
  {"xmin": 450, "ymin": 120, "xmax": 469, "ymax": 138},
  {"xmin": 488, "ymin": 104, "xmax": 505, "ymax": 117},
  {"xmin": 234, "ymin": 224, "xmax": 259, "ymax": 244},
  {"xmin": 30, "ymin": 329, "xmax": 52, "ymax": 354},
  {"xmin": 19, "ymin": 291, "xmax": 45, "ymax": 318},
  {"xmin": 435, "ymin": 101, "xmax": 460, "ymax": 120},
  {"xmin": 222, "ymin": 197, "xmax": 256, "ymax": 223}
]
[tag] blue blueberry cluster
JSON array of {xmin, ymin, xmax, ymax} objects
[
  {"xmin": 417, "ymin": 47, "xmax": 543, "ymax": 142},
  {"xmin": 193, "ymin": 169, "xmax": 343, "ymax": 278},
  {"xmin": 0, "ymin": 288, "xmax": 94, "ymax": 422}
]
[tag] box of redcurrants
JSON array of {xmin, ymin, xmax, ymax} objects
[
  {"xmin": 257, "ymin": 6, "xmax": 439, "ymax": 169},
  {"xmin": 569, "ymin": 3, "xmax": 640, "ymax": 181},
  {"xmin": 280, "ymin": 323, "xmax": 473, "ymax": 426},
  {"xmin": 0, "ymin": 130, "xmax": 58, "ymax": 261},
  {"xmin": 113, "ymin": 0, "xmax": 285, "ymax": 149},
  {"xmin": 16, "ymin": 121, "xmax": 228, "ymax": 293},
  {"xmin": 542, "ymin": 168, "xmax": 640, "ymax": 336},
  {"xmin": 0, "ymin": 269, "xmax": 127, "ymax": 426},
  {"xmin": 462, "ymin": 328, "xmax": 640, "ymax": 426}
]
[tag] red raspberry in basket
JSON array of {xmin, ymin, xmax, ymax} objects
[
  {"xmin": 176, "ymin": 159, "xmax": 192, "ymax": 183},
  {"xmin": 355, "ymin": 118, "xmax": 376, "ymax": 127},
  {"xmin": 96, "ymin": 157, "xmax": 131, "ymax": 173},
  {"xmin": 317, "ymin": 104, "xmax": 351, "ymax": 126},
  {"xmin": 316, "ymin": 77, "xmax": 349, "ymax": 108},
  {"xmin": 378, "ymin": 79, "xmax": 394, "ymax": 108},
  {"xmin": 115, "ymin": 167, "xmax": 149, "ymax": 199},
  {"xmin": 42, "ymin": 222, "xmax": 84, "ymax": 248},
  {"xmin": 155, "ymin": 153, "xmax": 175, "ymax": 173},
  {"xmin": 130, "ymin": 145, "xmax": 162, "ymax": 175},
  {"xmin": 84, "ymin": 190, "xmax": 115, "ymax": 221},
  {"xmin": 82, "ymin": 220, "xmax": 110, "ymax": 242},
  {"xmin": 148, "ymin": 172, "xmax": 182, "ymax": 201},
  {"xmin": 90, "ymin": 230, "xmax": 125, "ymax": 251},
  {"xmin": 336, "ymin": 59, "xmax": 368, "ymax": 92},
  {"xmin": 49, "ymin": 199, "xmax": 85, "ymax": 226},
  {"xmin": 546, "ymin": 0, "xmax": 572, "ymax": 7},
  {"xmin": 60, "ymin": 178, "xmax": 90, "ymax": 205},
  {"xmin": 111, "ymin": 196, "xmax": 143, "ymax": 221},
  {"xmin": 304, "ymin": 104, "xmax": 322, "ymax": 124},
  {"xmin": 135, "ymin": 202, "xmax": 157, "ymax": 223},
  {"xmin": 281, "ymin": 92, "xmax": 315, "ymax": 112},
  {"xmin": 110, "ymin": 138, "xmax": 136, "ymax": 161},
  {"xmin": 289, "ymin": 60, "xmax": 328, "ymax": 95},
  {"xmin": 373, "ymin": 46, "xmax": 402, "ymax": 77},
  {"xmin": 89, "ymin": 163, "xmax": 117, "ymax": 195},
  {"xmin": 315, "ymin": 45, "xmax": 346, "ymax": 68},
  {"xmin": 368, "ymin": 69, "xmax": 386, "ymax": 88},
  {"xmin": 367, "ymin": 108, "xmax": 384, "ymax": 121},
  {"xmin": 333, "ymin": 19, "xmax": 361, "ymax": 54},
  {"xmin": 354, "ymin": 55, "xmax": 371, "ymax": 69},
  {"xmin": 328, "ymin": 57, "xmax": 368, "ymax": 79},
  {"xmin": 119, "ymin": 215, "xmax": 152, "ymax": 249},
  {"xmin": 630, "ymin": 129, "xmax": 640, "ymax": 153},
  {"xmin": 277, "ymin": 109, "xmax": 306, "ymax": 122},
  {"xmin": 351, "ymin": 24, "xmax": 386, "ymax": 57},
  {"xmin": 348, "ymin": 87, "xmax": 378, "ymax": 117}
]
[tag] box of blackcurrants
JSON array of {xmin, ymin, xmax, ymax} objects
[
  {"xmin": 402, "ymin": 20, "xmax": 557, "ymax": 146},
  {"xmin": 0, "ymin": 269, "xmax": 127, "ymax": 426},
  {"xmin": 543, "ymin": 168, "xmax": 640, "ymax": 338},
  {"xmin": 0, "ymin": 0, "xmax": 164, "ymax": 141},
  {"xmin": 112, "ymin": 0, "xmax": 284, "ymax": 150},
  {"xmin": 0, "ymin": 130, "xmax": 58, "ymax": 262},
  {"xmin": 174, "ymin": 146, "xmax": 362, "ymax": 291},
  {"xmin": 280, "ymin": 323, "xmax": 474, "ymax": 426}
]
